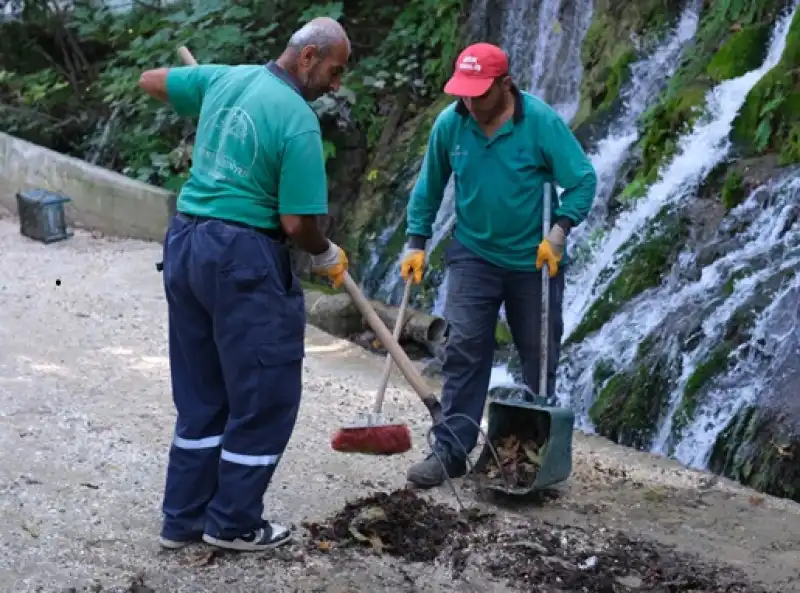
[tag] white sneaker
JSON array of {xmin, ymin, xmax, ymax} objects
[{"xmin": 202, "ymin": 522, "xmax": 292, "ymax": 551}]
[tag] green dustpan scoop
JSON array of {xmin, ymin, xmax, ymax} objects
[{"xmin": 471, "ymin": 385, "xmax": 574, "ymax": 495}]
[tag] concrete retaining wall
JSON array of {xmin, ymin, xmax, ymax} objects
[{"xmin": 0, "ymin": 132, "xmax": 176, "ymax": 242}]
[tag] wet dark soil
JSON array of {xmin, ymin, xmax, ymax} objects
[
  {"xmin": 301, "ymin": 487, "xmax": 490, "ymax": 562},
  {"xmin": 458, "ymin": 522, "xmax": 772, "ymax": 593},
  {"xmin": 303, "ymin": 488, "xmax": 773, "ymax": 593}
]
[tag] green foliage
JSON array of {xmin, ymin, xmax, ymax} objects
[
  {"xmin": 0, "ymin": 0, "xmax": 465, "ymax": 190},
  {"xmin": 344, "ymin": 0, "xmax": 464, "ymax": 150}
]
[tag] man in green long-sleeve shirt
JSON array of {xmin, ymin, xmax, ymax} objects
[{"xmin": 400, "ymin": 43, "xmax": 597, "ymax": 487}]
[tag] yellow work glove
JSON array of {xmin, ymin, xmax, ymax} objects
[
  {"xmin": 311, "ymin": 240, "xmax": 349, "ymax": 289},
  {"xmin": 536, "ymin": 224, "xmax": 566, "ymax": 278},
  {"xmin": 400, "ymin": 248, "xmax": 425, "ymax": 284}
]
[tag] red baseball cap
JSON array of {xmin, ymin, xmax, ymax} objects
[{"xmin": 444, "ymin": 43, "xmax": 509, "ymax": 97}]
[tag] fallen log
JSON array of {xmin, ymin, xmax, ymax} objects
[
  {"xmin": 303, "ymin": 287, "xmax": 446, "ymax": 355},
  {"xmin": 369, "ymin": 300, "xmax": 447, "ymax": 346}
]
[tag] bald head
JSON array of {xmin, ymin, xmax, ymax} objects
[
  {"xmin": 287, "ymin": 17, "xmax": 351, "ymax": 56},
  {"xmin": 278, "ymin": 17, "xmax": 351, "ymax": 101}
]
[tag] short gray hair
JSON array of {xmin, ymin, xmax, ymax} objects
[{"xmin": 287, "ymin": 17, "xmax": 350, "ymax": 55}]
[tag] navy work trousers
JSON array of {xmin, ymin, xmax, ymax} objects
[
  {"xmin": 432, "ymin": 238, "xmax": 565, "ymax": 461},
  {"xmin": 160, "ymin": 214, "xmax": 305, "ymax": 541}
]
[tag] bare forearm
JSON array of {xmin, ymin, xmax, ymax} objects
[{"xmin": 280, "ymin": 215, "xmax": 329, "ymax": 255}]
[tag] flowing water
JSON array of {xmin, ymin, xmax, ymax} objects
[
  {"xmin": 561, "ymin": 6, "xmax": 798, "ymax": 341},
  {"xmin": 501, "ymin": 0, "xmax": 594, "ymax": 122},
  {"xmin": 554, "ymin": 4, "xmax": 799, "ymax": 458},
  {"xmin": 667, "ymin": 173, "xmax": 800, "ymax": 467},
  {"xmin": 566, "ymin": 1, "xmax": 701, "ymax": 259}
]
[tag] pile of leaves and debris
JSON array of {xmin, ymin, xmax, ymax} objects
[
  {"xmin": 301, "ymin": 487, "xmax": 492, "ymax": 562},
  {"xmin": 451, "ymin": 522, "xmax": 771, "ymax": 593},
  {"xmin": 479, "ymin": 435, "xmax": 547, "ymax": 488}
]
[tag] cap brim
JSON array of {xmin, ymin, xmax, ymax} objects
[{"xmin": 443, "ymin": 74, "xmax": 494, "ymax": 98}]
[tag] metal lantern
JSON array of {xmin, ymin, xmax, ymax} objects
[{"xmin": 16, "ymin": 188, "xmax": 73, "ymax": 244}]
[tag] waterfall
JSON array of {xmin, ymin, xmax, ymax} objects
[
  {"xmin": 565, "ymin": 1, "xmax": 701, "ymax": 260},
  {"xmin": 561, "ymin": 3, "xmax": 798, "ymax": 342},
  {"xmin": 667, "ymin": 174, "xmax": 800, "ymax": 467},
  {"xmin": 501, "ymin": 0, "xmax": 594, "ymax": 122},
  {"xmin": 555, "ymin": 3, "xmax": 799, "ymax": 453}
]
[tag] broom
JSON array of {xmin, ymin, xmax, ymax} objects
[{"xmin": 331, "ymin": 277, "xmax": 414, "ymax": 455}]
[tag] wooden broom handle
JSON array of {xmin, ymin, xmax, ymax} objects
[
  {"xmin": 177, "ymin": 46, "xmax": 198, "ymax": 66},
  {"xmin": 341, "ymin": 273, "xmax": 443, "ymax": 420}
]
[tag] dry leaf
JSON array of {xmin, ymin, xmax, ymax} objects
[
  {"xmin": 368, "ymin": 534, "xmax": 386, "ymax": 553},
  {"xmin": 189, "ymin": 550, "xmax": 218, "ymax": 567},
  {"xmin": 317, "ymin": 540, "xmax": 331, "ymax": 552},
  {"xmin": 352, "ymin": 505, "xmax": 387, "ymax": 526},
  {"xmin": 348, "ymin": 525, "xmax": 370, "ymax": 542},
  {"xmin": 523, "ymin": 443, "xmax": 543, "ymax": 466}
]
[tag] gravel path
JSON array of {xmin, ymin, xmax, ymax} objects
[{"xmin": 1, "ymin": 214, "xmax": 799, "ymax": 593}]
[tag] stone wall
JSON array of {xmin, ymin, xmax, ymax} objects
[{"xmin": 0, "ymin": 132, "xmax": 175, "ymax": 242}]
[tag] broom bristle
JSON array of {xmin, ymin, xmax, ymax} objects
[{"xmin": 331, "ymin": 423, "xmax": 412, "ymax": 455}]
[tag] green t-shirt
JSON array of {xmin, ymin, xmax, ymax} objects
[
  {"xmin": 407, "ymin": 90, "xmax": 597, "ymax": 270},
  {"xmin": 166, "ymin": 64, "xmax": 328, "ymax": 229}
]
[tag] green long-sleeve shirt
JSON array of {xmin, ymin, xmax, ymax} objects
[{"xmin": 407, "ymin": 89, "xmax": 597, "ymax": 270}]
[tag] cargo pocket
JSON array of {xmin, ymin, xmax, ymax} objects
[{"xmin": 256, "ymin": 339, "xmax": 305, "ymax": 407}]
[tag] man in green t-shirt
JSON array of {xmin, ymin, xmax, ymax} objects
[
  {"xmin": 400, "ymin": 43, "xmax": 597, "ymax": 488},
  {"xmin": 137, "ymin": 17, "xmax": 350, "ymax": 552}
]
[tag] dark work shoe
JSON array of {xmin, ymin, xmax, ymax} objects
[
  {"xmin": 407, "ymin": 453, "xmax": 467, "ymax": 488},
  {"xmin": 202, "ymin": 522, "xmax": 292, "ymax": 552}
]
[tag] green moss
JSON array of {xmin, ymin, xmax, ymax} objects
[
  {"xmin": 731, "ymin": 8, "xmax": 800, "ymax": 164},
  {"xmin": 633, "ymin": 83, "xmax": 710, "ymax": 191},
  {"xmin": 670, "ymin": 344, "xmax": 732, "ymax": 441},
  {"xmin": 706, "ymin": 24, "xmax": 771, "ymax": 83},
  {"xmin": 589, "ymin": 337, "xmax": 675, "ymax": 450},
  {"xmin": 592, "ymin": 358, "xmax": 616, "ymax": 387},
  {"xmin": 721, "ymin": 268, "xmax": 753, "ymax": 297},
  {"xmin": 573, "ymin": 0, "xmax": 683, "ymax": 129},
  {"xmin": 721, "ymin": 170, "xmax": 746, "ymax": 209},
  {"xmin": 566, "ymin": 212, "xmax": 688, "ymax": 345},
  {"xmin": 664, "ymin": 0, "xmax": 788, "ymax": 98},
  {"xmin": 709, "ymin": 405, "xmax": 800, "ymax": 503}
]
